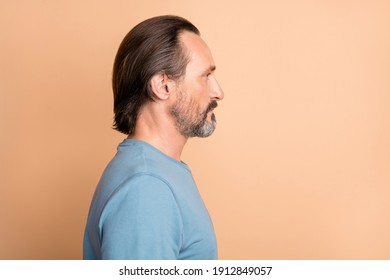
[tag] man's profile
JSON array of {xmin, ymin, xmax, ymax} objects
[{"xmin": 83, "ymin": 15, "xmax": 224, "ymax": 260}]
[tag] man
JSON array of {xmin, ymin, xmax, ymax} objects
[{"xmin": 83, "ymin": 15, "xmax": 224, "ymax": 260}]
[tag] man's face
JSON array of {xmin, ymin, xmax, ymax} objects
[{"xmin": 170, "ymin": 32, "xmax": 224, "ymax": 138}]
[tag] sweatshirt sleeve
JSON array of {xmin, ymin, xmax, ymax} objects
[{"xmin": 99, "ymin": 175, "xmax": 183, "ymax": 260}]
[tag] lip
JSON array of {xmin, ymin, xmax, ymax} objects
[{"xmin": 206, "ymin": 101, "xmax": 218, "ymax": 114}]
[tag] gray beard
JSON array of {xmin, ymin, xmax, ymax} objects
[{"xmin": 170, "ymin": 101, "xmax": 217, "ymax": 138}]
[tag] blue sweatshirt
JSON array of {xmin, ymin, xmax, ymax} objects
[{"xmin": 83, "ymin": 139, "xmax": 217, "ymax": 259}]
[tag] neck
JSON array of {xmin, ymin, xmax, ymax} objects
[{"xmin": 128, "ymin": 105, "xmax": 187, "ymax": 161}]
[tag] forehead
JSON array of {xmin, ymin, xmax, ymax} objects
[{"xmin": 179, "ymin": 31, "xmax": 215, "ymax": 72}]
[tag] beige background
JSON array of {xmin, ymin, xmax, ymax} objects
[{"xmin": 1, "ymin": 0, "xmax": 390, "ymax": 259}]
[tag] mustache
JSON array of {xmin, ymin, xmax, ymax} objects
[{"xmin": 206, "ymin": 100, "xmax": 218, "ymax": 113}]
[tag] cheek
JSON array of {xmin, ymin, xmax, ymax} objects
[
  {"xmin": 180, "ymin": 81, "xmax": 210, "ymax": 113},
  {"xmin": 185, "ymin": 97, "xmax": 204, "ymax": 120}
]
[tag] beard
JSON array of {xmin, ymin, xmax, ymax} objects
[{"xmin": 170, "ymin": 94, "xmax": 218, "ymax": 138}]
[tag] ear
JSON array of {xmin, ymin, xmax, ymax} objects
[{"xmin": 150, "ymin": 72, "xmax": 172, "ymax": 101}]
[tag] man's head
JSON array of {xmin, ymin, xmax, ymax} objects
[
  {"xmin": 169, "ymin": 31, "xmax": 223, "ymax": 137},
  {"xmin": 112, "ymin": 15, "xmax": 223, "ymax": 137}
]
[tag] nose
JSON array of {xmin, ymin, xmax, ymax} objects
[{"xmin": 210, "ymin": 76, "xmax": 224, "ymax": 101}]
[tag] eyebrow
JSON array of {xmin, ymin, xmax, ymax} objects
[{"xmin": 203, "ymin": 65, "xmax": 216, "ymax": 75}]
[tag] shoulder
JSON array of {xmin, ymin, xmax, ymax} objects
[
  {"xmin": 116, "ymin": 174, "xmax": 174, "ymax": 198},
  {"xmin": 100, "ymin": 173, "xmax": 184, "ymax": 236},
  {"xmin": 104, "ymin": 174, "xmax": 179, "ymax": 214}
]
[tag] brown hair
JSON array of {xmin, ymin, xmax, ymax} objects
[{"xmin": 112, "ymin": 15, "xmax": 200, "ymax": 134}]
